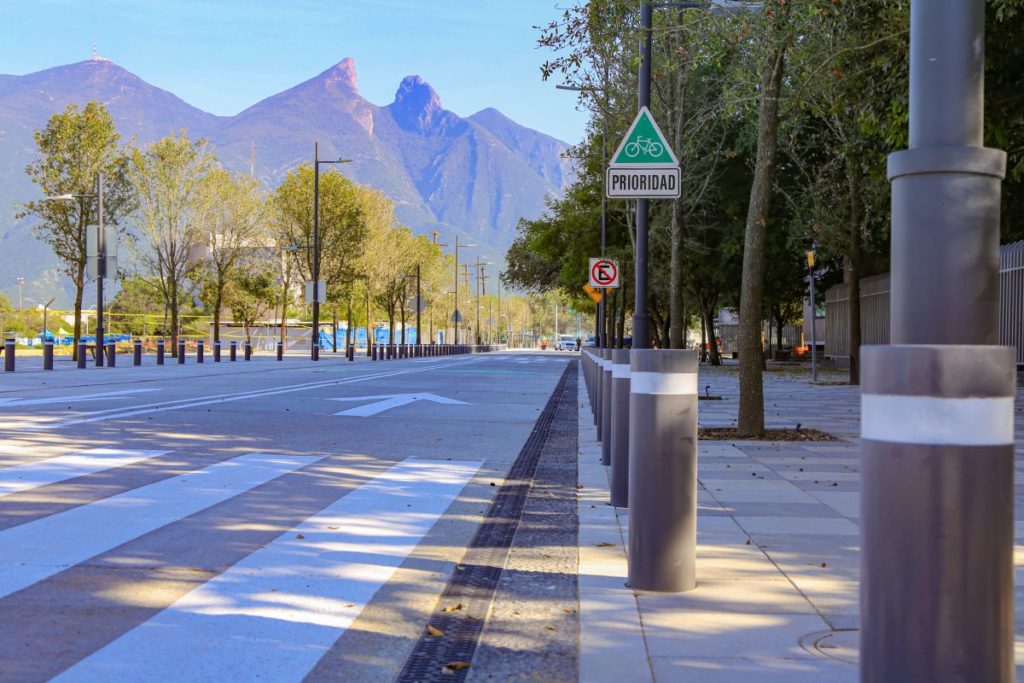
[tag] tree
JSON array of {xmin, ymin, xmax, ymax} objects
[
  {"xmin": 225, "ymin": 257, "xmax": 277, "ymax": 345},
  {"xmin": 128, "ymin": 132, "xmax": 215, "ymax": 355},
  {"xmin": 108, "ymin": 275, "xmax": 165, "ymax": 335},
  {"xmin": 18, "ymin": 102, "xmax": 133, "ymax": 359},
  {"xmin": 192, "ymin": 169, "xmax": 267, "ymax": 344}
]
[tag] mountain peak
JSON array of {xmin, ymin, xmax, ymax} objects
[
  {"xmin": 391, "ymin": 75, "xmax": 447, "ymax": 132},
  {"xmin": 319, "ymin": 57, "xmax": 358, "ymax": 92}
]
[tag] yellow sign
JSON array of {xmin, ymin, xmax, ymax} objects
[
  {"xmin": 582, "ymin": 283, "xmax": 603, "ymax": 303},
  {"xmin": 806, "ymin": 250, "xmax": 815, "ymax": 268}
]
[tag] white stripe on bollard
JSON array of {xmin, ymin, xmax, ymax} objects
[
  {"xmin": 612, "ymin": 363, "xmax": 630, "ymax": 379},
  {"xmin": 630, "ymin": 371, "xmax": 697, "ymax": 396},
  {"xmin": 861, "ymin": 394, "xmax": 1013, "ymax": 445}
]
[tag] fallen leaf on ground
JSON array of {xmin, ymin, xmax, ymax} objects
[
  {"xmin": 445, "ymin": 661, "xmax": 471, "ymax": 671},
  {"xmin": 545, "ymin": 625, "xmax": 556, "ymax": 631},
  {"xmin": 595, "ymin": 542, "xmax": 614, "ymax": 547},
  {"xmin": 296, "ymin": 533, "xmax": 305, "ymax": 540},
  {"xmin": 427, "ymin": 625, "xmax": 444, "ymax": 637},
  {"xmin": 442, "ymin": 603, "xmax": 464, "ymax": 612}
]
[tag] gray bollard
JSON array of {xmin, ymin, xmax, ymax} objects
[
  {"xmin": 197, "ymin": 340, "xmax": 204, "ymax": 363},
  {"xmin": 133, "ymin": 340, "xmax": 142, "ymax": 366},
  {"xmin": 627, "ymin": 349, "xmax": 699, "ymax": 592},
  {"xmin": 43, "ymin": 341, "xmax": 54, "ymax": 370},
  {"xmin": 244, "ymin": 341, "xmax": 252, "ymax": 361},
  {"xmin": 214, "ymin": 341, "xmax": 221, "ymax": 362},
  {"xmin": 276, "ymin": 342, "xmax": 283, "ymax": 361},
  {"xmin": 609, "ymin": 348, "xmax": 631, "ymax": 507},
  {"xmin": 861, "ymin": 345, "xmax": 1015, "ymax": 682},
  {"xmin": 178, "ymin": 340, "xmax": 186, "ymax": 364},
  {"xmin": 3, "ymin": 339, "xmax": 14, "ymax": 372},
  {"xmin": 594, "ymin": 349, "xmax": 604, "ymax": 435},
  {"xmin": 106, "ymin": 343, "xmax": 116, "ymax": 367},
  {"xmin": 601, "ymin": 348, "xmax": 614, "ymax": 465},
  {"xmin": 157, "ymin": 339, "xmax": 165, "ymax": 365},
  {"xmin": 78, "ymin": 342, "xmax": 87, "ymax": 369},
  {"xmin": 230, "ymin": 341, "xmax": 237, "ymax": 361}
]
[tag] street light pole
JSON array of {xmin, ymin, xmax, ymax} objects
[
  {"xmin": 311, "ymin": 142, "xmax": 352, "ymax": 361},
  {"xmin": 416, "ymin": 263, "xmax": 421, "ymax": 348},
  {"xmin": 632, "ymin": 0, "xmax": 654, "ymax": 349}
]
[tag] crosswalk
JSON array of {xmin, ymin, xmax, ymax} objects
[{"xmin": 0, "ymin": 448, "xmax": 482, "ymax": 680}]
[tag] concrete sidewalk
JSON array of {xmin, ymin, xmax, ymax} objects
[{"xmin": 576, "ymin": 364, "xmax": 1024, "ymax": 682}]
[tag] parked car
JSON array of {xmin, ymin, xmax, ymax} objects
[{"xmin": 555, "ymin": 335, "xmax": 578, "ymax": 351}]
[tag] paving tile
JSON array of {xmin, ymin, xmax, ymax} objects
[
  {"xmin": 579, "ymin": 590, "xmax": 652, "ymax": 683},
  {"xmin": 641, "ymin": 610, "xmax": 830, "ymax": 659},
  {"xmin": 650, "ymin": 656, "xmax": 858, "ymax": 683},
  {"xmin": 734, "ymin": 516, "xmax": 859, "ymax": 536}
]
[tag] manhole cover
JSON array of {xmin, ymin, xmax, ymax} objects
[{"xmin": 799, "ymin": 629, "xmax": 859, "ymax": 665}]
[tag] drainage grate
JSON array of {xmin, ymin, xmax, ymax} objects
[{"xmin": 397, "ymin": 360, "xmax": 576, "ymax": 682}]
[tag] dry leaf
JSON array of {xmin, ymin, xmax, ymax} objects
[
  {"xmin": 595, "ymin": 542, "xmax": 614, "ymax": 547},
  {"xmin": 427, "ymin": 625, "xmax": 444, "ymax": 637},
  {"xmin": 296, "ymin": 533, "xmax": 305, "ymax": 540},
  {"xmin": 444, "ymin": 661, "xmax": 471, "ymax": 671},
  {"xmin": 545, "ymin": 625, "xmax": 556, "ymax": 631},
  {"xmin": 442, "ymin": 603, "xmax": 464, "ymax": 613}
]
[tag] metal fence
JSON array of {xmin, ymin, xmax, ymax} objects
[{"xmin": 824, "ymin": 241, "xmax": 1024, "ymax": 365}]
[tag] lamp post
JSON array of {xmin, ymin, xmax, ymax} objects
[
  {"xmin": 44, "ymin": 174, "xmax": 107, "ymax": 366},
  {"xmin": 453, "ymin": 237, "xmax": 476, "ymax": 344},
  {"xmin": 312, "ymin": 142, "xmax": 352, "ymax": 360}
]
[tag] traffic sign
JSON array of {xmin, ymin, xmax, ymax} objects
[
  {"xmin": 582, "ymin": 283, "xmax": 603, "ymax": 303},
  {"xmin": 610, "ymin": 107, "xmax": 678, "ymax": 166},
  {"xmin": 589, "ymin": 258, "xmax": 619, "ymax": 288},
  {"xmin": 451, "ymin": 310, "xmax": 463, "ymax": 323},
  {"xmin": 607, "ymin": 106, "xmax": 680, "ymax": 199},
  {"xmin": 304, "ymin": 280, "xmax": 326, "ymax": 304},
  {"xmin": 412, "ymin": 296, "xmax": 428, "ymax": 313}
]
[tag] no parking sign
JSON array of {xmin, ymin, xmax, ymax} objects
[{"xmin": 589, "ymin": 258, "xmax": 619, "ymax": 288}]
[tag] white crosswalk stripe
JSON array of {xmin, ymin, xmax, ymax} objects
[
  {"xmin": 0, "ymin": 448, "xmax": 168, "ymax": 499},
  {"xmin": 0, "ymin": 453, "xmax": 318, "ymax": 599},
  {"xmin": 55, "ymin": 458, "xmax": 482, "ymax": 682}
]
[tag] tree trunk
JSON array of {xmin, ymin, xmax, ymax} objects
[
  {"xmin": 212, "ymin": 286, "xmax": 223, "ymax": 345},
  {"xmin": 669, "ymin": 200, "xmax": 685, "ymax": 348},
  {"xmin": 736, "ymin": 8, "xmax": 790, "ymax": 437},
  {"xmin": 346, "ymin": 298, "xmax": 353, "ymax": 348},
  {"xmin": 72, "ymin": 267, "xmax": 84, "ymax": 361},
  {"xmin": 170, "ymin": 280, "xmax": 180, "ymax": 358},
  {"xmin": 400, "ymin": 302, "xmax": 407, "ymax": 345},
  {"xmin": 846, "ymin": 161, "xmax": 863, "ymax": 386},
  {"xmin": 244, "ymin": 321, "xmax": 251, "ymax": 345},
  {"xmin": 704, "ymin": 306, "xmax": 722, "ymax": 366}
]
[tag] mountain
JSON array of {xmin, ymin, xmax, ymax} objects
[{"xmin": 0, "ymin": 57, "xmax": 572, "ymax": 306}]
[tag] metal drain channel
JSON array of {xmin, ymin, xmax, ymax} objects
[{"xmin": 397, "ymin": 360, "xmax": 576, "ymax": 682}]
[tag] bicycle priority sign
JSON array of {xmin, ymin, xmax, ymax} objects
[
  {"xmin": 589, "ymin": 258, "xmax": 619, "ymax": 288},
  {"xmin": 606, "ymin": 106, "xmax": 680, "ymax": 199}
]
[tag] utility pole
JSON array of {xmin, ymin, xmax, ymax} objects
[
  {"xmin": 95, "ymin": 173, "xmax": 106, "ymax": 366},
  {"xmin": 453, "ymin": 236, "xmax": 475, "ymax": 344}
]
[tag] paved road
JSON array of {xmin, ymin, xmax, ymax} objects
[{"xmin": 0, "ymin": 351, "xmax": 574, "ymax": 681}]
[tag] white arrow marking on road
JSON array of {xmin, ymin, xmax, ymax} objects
[
  {"xmin": 329, "ymin": 393, "xmax": 468, "ymax": 417},
  {"xmin": 0, "ymin": 388, "xmax": 157, "ymax": 408}
]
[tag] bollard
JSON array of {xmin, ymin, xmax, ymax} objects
[
  {"xmin": 609, "ymin": 348, "xmax": 631, "ymax": 507},
  {"xmin": 133, "ymin": 340, "xmax": 142, "ymax": 366},
  {"xmin": 197, "ymin": 340, "xmax": 204, "ymax": 364},
  {"xmin": 106, "ymin": 343, "xmax": 116, "ymax": 367},
  {"xmin": 594, "ymin": 349, "xmax": 604, "ymax": 435},
  {"xmin": 78, "ymin": 342, "xmax": 88, "ymax": 369},
  {"xmin": 214, "ymin": 341, "xmax": 221, "ymax": 362},
  {"xmin": 627, "ymin": 349, "xmax": 699, "ymax": 592},
  {"xmin": 157, "ymin": 339, "xmax": 165, "ymax": 365},
  {"xmin": 348, "ymin": 345, "xmax": 355, "ymax": 361},
  {"xmin": 3, "ymin": 339, "xmax": 14, "ymax": 372},
  {"xmin": 178, "ymin": 340, "xmax": 186, "ymax": 364},
  {"xmin": 861, "ymin": 346, "xmax": 1015, "ymax": 682},
  {"xmin": 230, "ymin": 341, "xmax": 237, "ymax": 362},
  {"xmin": 244, "ymin": 341, "xmax": 252, "ymax": 361},
  {"xmin": 276, "ymin": 342, "xmax": 283, "ymax": 361},
  {"xmin": 601, "ymin": 348, "xmax": 614, "ymax": 465},
  {"xmin": 43, "ymin": 341, "xmax": 54, "ymax": 370}
]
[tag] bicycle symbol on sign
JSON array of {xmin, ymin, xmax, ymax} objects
[{"xmin": 624, "ymin": 136, "xmax": 664, "ymax": 158}]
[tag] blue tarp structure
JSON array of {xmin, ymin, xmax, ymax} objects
[{"xmin": 316, "ymin": 326, "xmax": 418, "ymax": 349}]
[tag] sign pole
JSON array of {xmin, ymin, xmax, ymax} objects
[{"xmin": 633, "ymin": 0, "xmax": 653, "ymax": 349}]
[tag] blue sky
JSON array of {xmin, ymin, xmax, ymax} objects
[{"xmin": 0, "ymin": 0, "xmax": 589, "ymax": 143}]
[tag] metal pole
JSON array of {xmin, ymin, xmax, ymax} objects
[
  {"xmin": 312, "ymin": 142, "xmax": 320, "ymax": 361},
  {"xmin": 96, "ymin": 173, "xmax": 106, "ymax": 366},
  {"xmin": 864, "ymin": 3, "xmax": 1011, "ymax": 681},
  {"xmin": 475, "ymin": 262, "xmax": 481, "ymax": 346},
  {"xmin": 416, "ymin": 263, "xmax": 422, "ymax": 348},
  {"xmin": 454, "ymin": 239, "xmax": 460, "ymax": 345},
  {"xmin": 630, "ymin": 0, "xmax": 653, "ymax": 350},
  {"xmin": 609, "ymin": 347, "xmax": 631, "ymax": 506},
  {"xmin": 599, "ymin": 74, "xmax": 608, "ymax": 348},
  {"xmin": 808, "ymin": 260, "xmax": 817, "ymax": 383}
]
